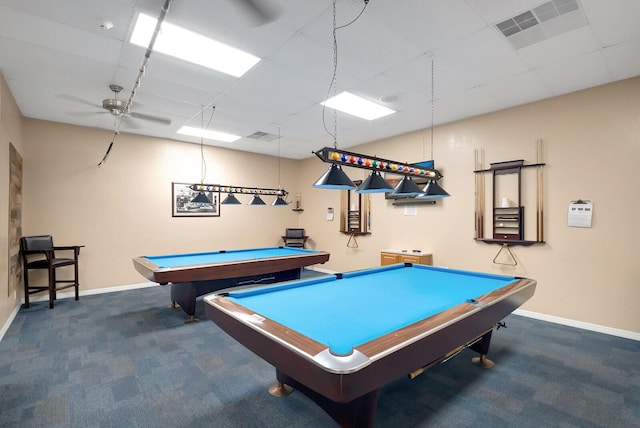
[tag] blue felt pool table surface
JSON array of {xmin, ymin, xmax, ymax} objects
[
  {"xmin": 222, "ymin": 264, "xmax": 520, "ymax": 355},
  {"xmin": 142, "ymin": 246, "xmax": 320, "ymax": 268}
]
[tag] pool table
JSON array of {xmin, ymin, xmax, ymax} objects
[
  {"xmin": 132, "ymin": 246, "xmax": 329, "ymax": 321},
  {"xmin": 204, "ymin": 263, "xmax": 536, "ymax": 427}
]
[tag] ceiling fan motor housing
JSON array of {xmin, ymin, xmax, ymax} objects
[{"xmin": 102, "ymin": 98, "xmax": 126, "ymax": 116}]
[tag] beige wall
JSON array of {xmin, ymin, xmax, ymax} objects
[
  {"xmin": 299, "ymin": 77, "xmax": 640, "ymax": 334},
  {"xmin": 20, "ymin": 121, "xmax": 304, "ymax": 292},
  {"xmin": 2, "ymin": 75, "xmax": 639, "ymax": 336},
  {"xmin": 0, "ymin": 74, "xmax": 24, "ymax": 329}
]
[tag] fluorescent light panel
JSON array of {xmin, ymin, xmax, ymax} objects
[
  {"xmin": 322, "ymin": 92, "xmax": 396, "ymax": 120},
  {"xmin": 130, "ymin": 13, "xmax": 260, "ymax": 77},
  {"xmin": 177, "ymin": 126, "xmax": 241, "ymax": 143}
]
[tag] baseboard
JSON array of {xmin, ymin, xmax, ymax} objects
[
  {"xmin": 0, "ymin": 304, "xmax": 21, "ymax": 343},
  {"xmin": 304, "ymin": 265, "xmax": 337, "ymax": 275},
  {"xmin": 513, "ymin": 309, "xmax": 640, "ymax": 341},
  {"xmin": 23, "ymin": 282, "xmax": 159, "ymax": 303}
]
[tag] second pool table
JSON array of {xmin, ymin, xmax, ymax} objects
[
  {"xmin": 133, "ymin": 246, "xmax": 329, "ymax": 321},
  {"xmin": 204, "ymin": 263, "xmax": 536, "ymax": 427}
]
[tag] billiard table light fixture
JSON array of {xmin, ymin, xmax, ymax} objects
[
  {"xmin": 417, "ymin": 56, "xmax": 451, "ymax": 200},
  {"xmin": 313, "ymin": 146, "xmax": 444, "ymax": 195},
  {"xmin": 190, "ymin": 184, "xmax": 288, "ymax": 206}
]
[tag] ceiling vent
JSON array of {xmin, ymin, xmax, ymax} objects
[
  {"xmin": 245, "ymin": 131, "xmax": 279, "ymax": 142},
  {"xmin": 495, "ymin": 0, "xmax": 587, "ymax": 49}
]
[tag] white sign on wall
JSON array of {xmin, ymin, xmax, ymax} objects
[{"xmin": 568, "ymin": 200, "xmax": 593, "ymax": 228}]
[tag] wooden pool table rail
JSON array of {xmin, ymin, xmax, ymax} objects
[{"xmin": 133, "ymin": 250, "xmax": 330, "ymax": 284}]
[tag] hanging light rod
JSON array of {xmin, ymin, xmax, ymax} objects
[
  {"xmin": 189, "ymin": 184, "xmax": 288, "ymax": 198},
  {"xmin": 313, "ymin": 147, "xmax": 443, "ymax": 180}
]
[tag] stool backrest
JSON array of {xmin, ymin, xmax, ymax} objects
[
  {"xmin": 285, "ymin": 228, "xmax": 305, "ymax": 239},
  {"xmin": 21, "ymin": 235, "xmax": 54, "ymax": 253}
]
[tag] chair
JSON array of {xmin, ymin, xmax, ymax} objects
[
  {"xmin": 20, "ymin": 235, "xmax": 82, "ymax": 309},
  {"xmin": 281, "ymin": 228, "xmax": 308, "ymax": 248}
]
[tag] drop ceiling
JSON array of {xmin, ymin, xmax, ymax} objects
[{"xmin": 0, "ymin": 0, "xmax": 638, "ymax": 159}]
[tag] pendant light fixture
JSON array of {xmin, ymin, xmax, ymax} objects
[
  {"xmin": 248, "ymin": 195, "xmax": 266, "ymax": 205},
  {"xmin": 314, "ymin": 164, "xmax": 356, "ymax": 189},
  {"xmin": 392, "ymin": 176, "xmax": 425, "ymax": 197},
  {"xmin": 417, "ymin": 56, "xmax": 450, "ymax": 200},
  {"xmin": 272, "ymin": 195, "xmax": 289, "ymax": 206},
  {"xmin": 190, "ymin": 191, "xmax": 212, "ymax": 204},
  {"xmin": 356, "ymin": 170, "xmax": 394, "ymax": 193},
  {"xmin": 272, "ymin": 127, "xmax": 289, "ymax": 206},
  {"xmin": 313, "ymin": 0, "xmax": 356, "ymax": 191},
  {"xmin": 221, "ymin": 193, "xmax": 242, "ymax": 205},
  {"xmin": 419, "ymin": 179, "xmax": 450, "ymax": 198},
  {"xmin": 191, "ymin": 105, "xmax": 213, "ymax": 205},
  {"xmin": 312, "ymin": 1, "xmax": 448, "ymax": 195},
  {"xmin": 192, "ymin": 184, "xmax": 288, "ymax": 204}
]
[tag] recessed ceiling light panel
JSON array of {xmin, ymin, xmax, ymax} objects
[
  {"xmin": 322, "ymin": 91, "xmax": 396, "ymax": 121},
  {"xmin": 177, "ymin": 126, "xmax": 241, "ymax": 143},
  {"xmin": 130, "ymin": 13, "xmax": 260, "ymax": 77}
]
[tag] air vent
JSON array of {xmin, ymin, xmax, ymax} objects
[
  {"xmin": 496, "ymin": 0, "xmax": 586, "ymax": 49},
  {"xmin": 245, "ymin": 131, "xmax": 279, "ymax": 142}
]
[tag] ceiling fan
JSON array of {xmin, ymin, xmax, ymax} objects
[{"xmin": 101, "ymin": 84, "xmax": 171, "ymax": 125}]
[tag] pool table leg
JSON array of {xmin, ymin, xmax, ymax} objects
[
  {"xmin": 470, "ymin": 329, "xmax": 495, "ymax": 368},
  {"xmin": 169, "ymin": 269, "xmax": 303, "ymax": 322},
  {"xmin": 275, "ymin": 369, "xmax": 378, "ymax": 428},
  {"xmin": 170, "ymin": 282, "xmax": 200, "ymax": 323},
  {"xmin": 268, "ymin": 381, "xmax": 293, "ymax": 397}
]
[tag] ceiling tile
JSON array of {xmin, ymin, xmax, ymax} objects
[
  {"xmin": 516, "ymin": 24, "xmax": 600, "ymax": 68},
  {"xmin": 0, "ymin": 0, "xmax": 637, "ymax": 159},
  {"xmin": 535, "ymin": 50, "xmax": 610, "ymax": 95}
]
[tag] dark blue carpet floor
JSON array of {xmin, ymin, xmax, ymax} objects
[{"xmin": 1, "ymin": 282, "xmax": 638, "ymax": 427}]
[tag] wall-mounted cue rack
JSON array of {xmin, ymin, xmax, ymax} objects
[
  {"xmin": 474, "ymin": 142, "xmax": 546, "ymax": 254},
  {"xmin": 340, "ymin": 181, "xmax": 371, "ymax": 248}
]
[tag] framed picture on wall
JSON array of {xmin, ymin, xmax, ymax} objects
[{"xmin": 172, "ymin": 182, "xmax": 220, "ymax": 217}]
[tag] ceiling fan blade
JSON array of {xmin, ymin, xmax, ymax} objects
[
  {"xmin": 67, "ymin": 110, "xmax": 105, "ymax": 117},
  {"xmin": 58, "ymin": 94, "xmax": 101, "ymax": 109},
  {"xmin": 121, "ymin": 115, "xmax": 142, "ymax": 129},
  {"xmin": 233, "ymin": 0, "xmax": 281, "ymax": 25},
  {"xmin": 129, "ymin": 111, "xmax": 172, "ymax": 125}
]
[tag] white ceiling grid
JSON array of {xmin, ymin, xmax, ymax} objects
[{"xmin": 0, "ymin": 0, "xmax": 638, "ymax": 159}]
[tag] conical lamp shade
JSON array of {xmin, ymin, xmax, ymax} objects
[
  {"xmin": 416, "ymin": 180, "xmax": 450, "ymax": 199},
  {"xmin": 356, "ymin": 171, "xmax": 394, "ymax": 193},
  {"xmin": 248, "ymin": 195, "xmax": 266, "ymax": 205},
  {"xmin": 221, "ymin": 193, "xmax": 241, "ymax": 205},
  {"xmin": 392, "ymin": 176, "xmax": 423, "ymax": 197},
  {"xmin": 272, "ymin": 196, "xmax": 288, "ymax": 206},
  {"xmin": 313, "ymin": 164, "xmax": 356, "ymax": 190},
  {"xmin": 191, "ymin": 191, "xmax": 212, "ymax": 204}
]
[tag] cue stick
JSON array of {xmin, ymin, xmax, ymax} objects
[
  {"xmin": 408, "ymin": 345, "xmax": 465, "ymax": 379},
  {"xmin": 474, "ymin": 148, "xmax": 485, "ymax": 238},
  {"xmin": 536, "ymin": 139, "xmax": 544, "ymax": 242},
  {"xmin": 475, "ymin": 149, "xmax": 480, "ymax": 238},
  {"xmin": 479, "ymin": 149, "xmax": 485, "ymax": 238}
]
